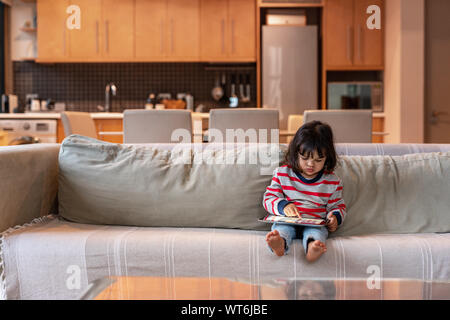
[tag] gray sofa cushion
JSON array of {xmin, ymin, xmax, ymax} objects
[
  {"xmin": 334, "ymin": 152, "xmax": 450, "ymax": 236},
  {"xmin": 2, "ymin": 216, "xmax": 450, "ymax": 299},
  {"xmin": 58, "ymin": 135, "xmax": 280, "ymax": 230},
  {"xmin": 58, "ymin": 135, "xmax": 450, "ymax": 235}
]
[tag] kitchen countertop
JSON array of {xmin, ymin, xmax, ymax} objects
[
  {"xmin": 0, "ymin": 112, "xmax": 125, "ymax": 119},
  {"xmin": 0, "ymin": 111, "xmax": 386, "ymax": 119}
]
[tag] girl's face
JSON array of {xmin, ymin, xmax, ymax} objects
[{"xmin": 298, "ymin": 149, "xmax": 326, "ymax": 179}]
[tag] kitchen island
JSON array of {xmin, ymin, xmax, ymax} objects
[
  {"xmin": 0, "ymin": 112, "xmax": 386, "ymax": 143},
  {"xmin": 0, "ymin": 112, "xmax": 210, "ymax": 143}
]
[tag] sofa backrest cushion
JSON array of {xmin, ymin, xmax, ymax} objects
[
  {"xmin": 333, "ymin": 151, "xmax": 450, "ymax": 236},
  {"xmin": 58, "ymin": 135, "xmax": 450, "ymax": 235},
  {"xmin": 58, "ymin": 135, "xmax": 280, "ymax": 230}
]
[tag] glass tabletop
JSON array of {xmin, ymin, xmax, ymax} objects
[{"xmin": 79, "ymin": 276, "xmax": 450, "ymax": 300}]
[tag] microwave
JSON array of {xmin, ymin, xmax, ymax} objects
[{"xmin": 327, "ymin": 82, "xmax": 383, "ymax": 112}]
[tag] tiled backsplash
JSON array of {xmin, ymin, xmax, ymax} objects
[{"xmin": 13, "ymin": 62, "xmax": 257, "ymax": 112}]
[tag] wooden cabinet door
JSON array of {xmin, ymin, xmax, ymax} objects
[
  {"xmin": 37, "ymin": 0, "xmax": 69, "ymax": 61},
  {"xmin": 200, "ymin": 0, "xmax": 228, "ymax": 61},
  {"xmin": 167, "ymin": 0, "xmax": 200, "ymax": 61},
  {"xmin": 228, "ymin": 0, "xmax": 255, "ymax": 61},
  {"xmin": 102, "ymin": 0, "xmax": 134, "ymax": 60},
  {"xmin": 353, "ymin": 0, "xmax": 384, "ymax": 68},
  {"xmin": 135, "ymin": 0, "xmax": 167, "ymax": 61},
  {"xmin": 69, "ymin": 0, "xmax": 102, "ymax": 60},
  {"xmin": 324, "ymin": 0, "xmax": 354, "ymax": 68}
]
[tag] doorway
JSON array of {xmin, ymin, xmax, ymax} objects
[{"xmin": 425, "ymin": 0, "xmax": 450, "ymax": 143}]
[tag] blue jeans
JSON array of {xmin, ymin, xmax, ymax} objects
[{"xmin": 269, "ymin": 223, "xmax": 329, "ymax": 255}]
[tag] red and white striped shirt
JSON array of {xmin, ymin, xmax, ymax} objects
[{"xmin": 262, "ymin": 165, "xmax": 346, "ymax": 224}]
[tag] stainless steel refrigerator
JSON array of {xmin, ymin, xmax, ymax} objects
[{"xmin": 262, "ymin": 25, "xmax": 318, "ymax": 130}]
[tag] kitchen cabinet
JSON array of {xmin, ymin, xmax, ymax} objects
[
  {"xmin": 102, "ymin": 0, "xmax": 134, "ymax": 60},
  {"xmin": 135, "ymin": 0, "xmax": 167, "ymax": 61},
  {"xmin": 324, "ymin": 0, "xmax": 384, "ymax": 69},
  {"xmin": 68, "ymin": 0, "xmax": 102, "ymax": 60},
  {"xmin": 200, "ymin": 0, "xmax": 256, "ymax": 62},
  {"xmin": 372, "ymin": 116, "xmax": 384, "ymax": 143},
  {"xmin": 37, "ymin": 0, "xmax": 254, "ymax": 62},
  {"xmin": 37, "ymin": 0, "xmax": 69, "ymax": 61},
  {"xmin": 57, "ymin": 118, "xmax": 123, "ymax": 143},
  {"xmin": 167, "ymin": 0, "xmax": 200, "ymax": 61},
  {"xmin": 353, "ymin": 0, "xmax": 384, "ymax": 68},
  {"xmin": 94, "ymin": 119, "xmax": 123, "ymax": 143},
  {"xmin": 136, "ymin": 0, "xmax": 200, "ymax": 61},
  {"xmin": 37, "ymin": 0, "xmax": 134, "ymax": 62}
]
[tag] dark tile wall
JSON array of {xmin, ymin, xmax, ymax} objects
[{"xmin": 13, "ymin": 62, "xmax": 257, "ymax": 112}]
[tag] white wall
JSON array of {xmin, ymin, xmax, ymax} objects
[
  {"xmin": 10, "ymin": 0, "xmax": 37, "ymax": 61},
  {"xmin": 384, "ymin": 0, "xmax": 425, "ymax": 143}
]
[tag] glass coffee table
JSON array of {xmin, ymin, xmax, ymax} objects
[{"xmin": 79, "ymin": 276, "xmax": 450, "ymax": 300}]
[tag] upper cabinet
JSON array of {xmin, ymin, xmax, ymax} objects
[
  {"xmin": 200, "ymin": 0, "xmax": 256, "ymax": 62},
  {"xmin": 37, "ymin": 0, "xmax": 69, "ymax": 61},
  {"xmin": 324, "ymin": 0, "xmax": 384, "ymax": 69},
  {"xmin": 68, "ymin": 0, "xmax": 102, "ymax": 60},
  {"xmin": 135, "ymin": 0, "xmax": 200, "ymax": 62},
  {"xmin": 135, "ymin": 0, "xmax": 166, "ymax": 61},
  {"xmin": 36, "ymin": 0, "xmax": 253, "ymax": 62},
  {"xmin": 37, "ymin": 0, "xmax": 134, "ymax": 62},
  {"xmin": 102, "ymin": 0, "xmax": 135, "ymax": 60},
  {"xmin": 167, "ymin": 0, "xmax": 200, "ymax": 61}
]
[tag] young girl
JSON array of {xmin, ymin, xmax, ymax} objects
[{"xmin": 263, "ymin": 121, "xmax": 346, "ymax": 262}]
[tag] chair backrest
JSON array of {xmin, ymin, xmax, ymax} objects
[
  {"xmin": 287, "ymin": 114, "xmax": 304, "ymax": 144},
  {"xmin": 61, "ymin": 111, "xmax": 98, "ymax": 139},
  {"xmin": 123, "ymin": 109, "xmax": 192, "ymax": 143},
  {"xmin": 208, "ymin": 108, "xmax": 279, "ymax": 143},
  {"xmin": 303, "ymin": 110, "xmax": 373, "ymax": 143}
]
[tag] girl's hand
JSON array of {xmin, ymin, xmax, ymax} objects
[
  {"xmin": 284, "ymin": 204, "xmax": 300, "ymax": 217},
  {"xmin": 326, "ymin": 214, "xmax": 338, "ymax": 232}
]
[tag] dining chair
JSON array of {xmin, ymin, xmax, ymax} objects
[
  {"xmin": 208, "ymin": 108, "xmax": 279, "ymax": 143},
  {"xmin": 303, "ymin": 110, "xmax": 373, "ymax": 143},
  {"xmin": 123, "ymin": 109, "xmax": 192, "ymax": 143},
  {"xmin": 61, "ymin": 111, "xmax": 98, "ymax": 139},
  {"xmin": 287, "ymin": 114, "xmax": 304, "ymax": 143}
]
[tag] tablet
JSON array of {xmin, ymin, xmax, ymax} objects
[{"xmin": 259, "ymin": 214, "xmax": 326, "ymax": 227}]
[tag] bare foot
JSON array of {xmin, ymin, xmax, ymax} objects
[
  {"xmin": 266, "ymin": 230, "xmax": 286, "ymax": 257},
  {"xmin": 306, "ymin": 240, "xmax": 327, "ymax": 262}
]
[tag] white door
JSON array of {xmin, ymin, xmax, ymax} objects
[{"xmin": 425, "ymin": 0, "xmax": 450, "ymax": 143}]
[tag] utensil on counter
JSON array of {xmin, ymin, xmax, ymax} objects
[
  {"xmin": 219, "ymin": 73, "xmax": 228, "ymax": 104},
  {"xmin": 163, "ymin": 99, "xmax": 186, "ymax": 109},
  {"xmin": 240, "ymin": 74, "xmax": 251, "ymax": 103},
  {"xmin": 211, "ymin": 73, "xmax": 223, "ymax": 101}
]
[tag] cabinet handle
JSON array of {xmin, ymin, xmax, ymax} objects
[
  {"xmin": 63, "ymin": 21, "xmax": 66, "ymax": 55},
  {"xmin": 105, "ymin": 20, "xmax": 109, "ymax": 53},
  {"xmin": 357, "ymin": 25, "xmax": 362, "ymax": 62},
  {"xmin": 346, "ymin": 26, "xmax": 353, "ymax": 63},
  {"xmin": 170, "ymin": 19, "xmax": 174, "ymax": 53},
  {"xmin": 160, "ymin": 19, "xmax": 164, "ymax": 54},
  {"xmin": 231, "ymin": 19, "xmax": 235, "ymax": 54},
  {"xmin": 95, "ymin": 21, "xmax": 99, "ymax": 54},
  {"xmin": 221, "ymin": 19, "xmax": 225, "ymax": 54}
]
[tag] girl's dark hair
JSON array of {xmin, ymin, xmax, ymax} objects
[{"xmin": 284, "ymin": 120, "xmax": 337, "ymax": 174}]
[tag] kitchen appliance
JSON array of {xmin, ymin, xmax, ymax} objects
[
  {"xmin": 262, "ymin": 25, "xmax": 318, "ymax": 130},
  {"xmin": 0, "ymin": 119, "xmax": 58, "ymax": 144},
  {"xmin": 327, "ymin": 82, "xmax": 383, "ymax": 112},
  {"xmin": 1, "ymin": 94, "xmax": 18, "ymax": 113},
  {"xmin": 211, "ymin": 73, "xmax": 224, "ymax": 101},
  {"xmin": 266, "ymin": 9, "xmax": 307, "ymax": 25}
]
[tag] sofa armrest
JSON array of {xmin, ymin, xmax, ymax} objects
[{"xmin": 0, "ymin": 144, "xmax": 60, "ymax": 233}]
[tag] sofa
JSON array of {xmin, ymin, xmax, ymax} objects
[{"xmin": 1, "ymin": 135, "xmax": 449, "ymax": 300}]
